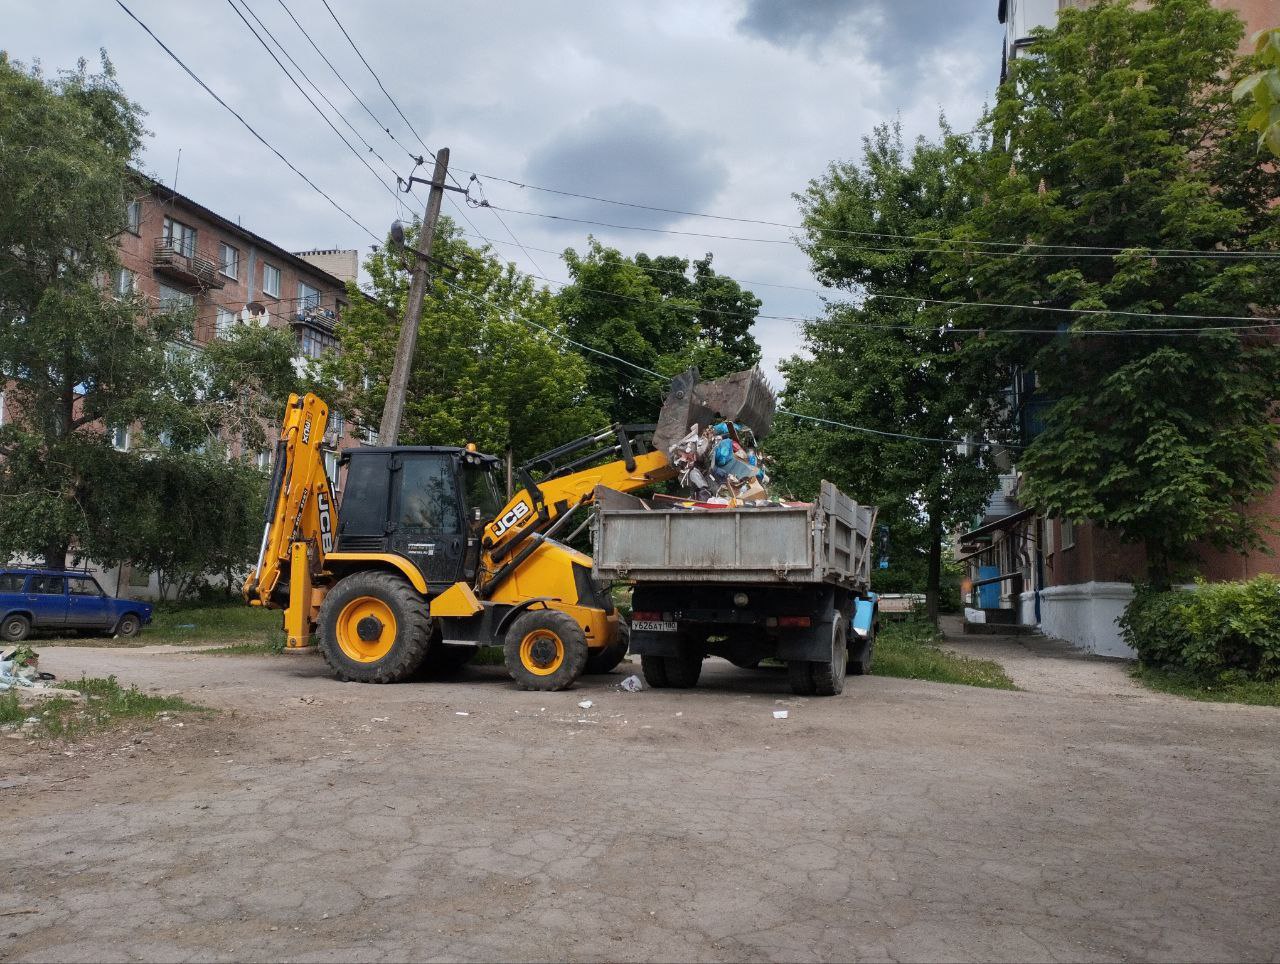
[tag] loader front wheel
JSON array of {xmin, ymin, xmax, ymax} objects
[
  {"xmin": 504, "ymin": 609, "xmax": 588, "ymax": 691},
  {"xmin": 318, "ymin": 571, "xmax": 431, "ymax": 683}
]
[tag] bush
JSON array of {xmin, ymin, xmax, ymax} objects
[{"xmin": 1119, "ymin": 576, "xmax": 1280, "ymax": 680}]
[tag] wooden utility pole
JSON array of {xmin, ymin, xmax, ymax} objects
[{"xmin": 378, "ymin": 147, "xmax": 450, "ymax": 445}]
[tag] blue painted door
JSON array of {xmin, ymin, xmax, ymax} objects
[
  {"xmin": 977, "ymin": 565, "xmax": 1001, "ymax": 609},
  {"xmin": 26, "ymin": 575, "xmax": 68, "ymax": 628},
  {"xmin": 66, "ymin": 576, "xmax": 112, "ymax": 628}
]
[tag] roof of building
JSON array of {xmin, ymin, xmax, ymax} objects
[{"xmin": 136, "ymin": 173, "xmax": 351, "ymax": 294}]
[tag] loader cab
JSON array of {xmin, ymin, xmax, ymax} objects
[{"xmin": 336, "ymin": 446, "xmax": 504, "ymax": 589}]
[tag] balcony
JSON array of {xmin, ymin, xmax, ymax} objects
[{"xmin": 152, "ymin": 240, "xmax": 224, "ymax": 289}]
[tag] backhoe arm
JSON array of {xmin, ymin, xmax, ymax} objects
[{"xmin": 243, "ymin": 393, "xmax": 338, "ymax": 627}]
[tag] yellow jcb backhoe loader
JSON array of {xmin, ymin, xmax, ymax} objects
[{"xmin": 242, "ymin": 368, "xmax": 773, "ymax": 691}]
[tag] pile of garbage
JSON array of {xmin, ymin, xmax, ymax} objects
[
  {"xmin": 668, "ymin": 421, "xmax": 770, "ymax": 503},
  {"xmin": 1, "ymin": 645, "xmax": 66, "ymax": 697},
  {"xmin": 655, "ymin": 366, "xmax": 781, "ymax": 506}
]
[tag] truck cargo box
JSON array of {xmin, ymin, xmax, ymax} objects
[{"xmin": 591, "ymin": 481, "xmax": 876, "ymax": 590}]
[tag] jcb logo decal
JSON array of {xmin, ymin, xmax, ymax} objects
[
  {"xmin": 302, "ymin": 418, "xmax": 312, "ymax": 444},
  {"xmin": 491, "ymin": 500, "xmax": 531, "ymax": 538},
  {"xmin": 317, "ymin": 491, "xmax": 334, "ymax": 553}
]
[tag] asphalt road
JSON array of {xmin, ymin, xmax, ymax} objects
[{"xmin": 2, "ymin": 634, "xmax": 1277, "ymax": 963}]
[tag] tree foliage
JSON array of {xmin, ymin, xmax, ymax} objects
[
  {"xmin": 953, "ymin": 0, "xmax": 1280, "ymax": 586},
  {"xmin": 1234, "ymin": 27, "xmax": 1280, "ymax": 156},
  {"xmin": 319, "ymin": 219, "xmax": 604, "ymax": 463},
  {"xmin": 555, "ymin": 240, "xmax": 762, "ymax": 424},
  {"xmin": 770, "ymin": 123, "xmax": 1009, "ymax": 619},
  {"xmin": 0, "ymin": 53, "xmax": 299, "ymax": 579}
]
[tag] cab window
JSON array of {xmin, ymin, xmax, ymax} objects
[
  {"xmin": 463, "ymin": 466, "xmax": 504, "ymax": 523},
  {"xmin": 398, "ymin": 454, "xmax": 460, "ymax": 532},
  {"xmin": 29, "ymin": 576, "xmax": 64, "ymax": 595}
]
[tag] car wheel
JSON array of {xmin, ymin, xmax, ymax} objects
[
  {"xmin": 2, "ymin": 614, "xmax": 30, "ymax": 643},
  {"xmin": 115, "ymin": 613, "xmax": 142, "ymax": 638}
]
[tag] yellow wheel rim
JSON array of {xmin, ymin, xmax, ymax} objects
[
  {"xmin": 519, "ymin": 629, "xmax": 565, "ymax": 676},
  {"xmin": 336, "ymin": 596, "xmax": 397, "ymax": 663}
]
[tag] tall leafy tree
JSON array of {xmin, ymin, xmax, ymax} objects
[
  {"xmin": 770, "ymin": 123, "xmax": 1009, "ymax": 621},
  {"xmin": 954, "ymin": 0, "xmax": 1280, "ymax": 587},
  {"xmin": 556, "ymin": 240, "xmax": 762, "ymax": 424},
  {"xmin": 0, "ymin": 53, "xmax": 300, "ymax": 576},
  {"xmin": 320, "ymin": 219, "xmax": 604, "ymax": 464}
]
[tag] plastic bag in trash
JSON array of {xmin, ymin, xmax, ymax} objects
[{"xmin": 619, "ymin": 675, "xmax": 643, "ymax": 692}]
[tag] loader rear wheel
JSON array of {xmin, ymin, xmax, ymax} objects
[
  {"xmin": 318, "ymin": 571, "xmax": 431, "ymax": 683},
  {"xmin": 504, "ymin": 609, "xmax": 588, "ymax": 691}
]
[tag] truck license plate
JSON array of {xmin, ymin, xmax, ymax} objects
[{"xmin": 633, "ymin": 620, "xmax": 678, "ymax": 632}]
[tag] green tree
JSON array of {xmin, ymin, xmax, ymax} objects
[
  {"xmin": 0, "ymin": 54, "xmax": 301, "ymax": 576},
  {"xmin": 954, "ymin": 0, "xmax": 1280, "ymax": 587},
  {"xmin": 1234, "ymin": 27, "xmax": 1280, "ymax": 155},
  {"xmin": 556, "ymin": 240, "xmax": 762, "ymax": 424},
  {"xmin": 770, "ymin": 123, "xmax": 1009, "ymax": 622},
  {"xmin": 320, "ymin": 219, "xmax": 604, "ymax": 464}
]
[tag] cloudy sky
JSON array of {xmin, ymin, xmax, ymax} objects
[{"xmin": 5, "ymin": 0, "xmax": 1003, "ymax": 385}]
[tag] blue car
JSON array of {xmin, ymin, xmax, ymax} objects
[{"xmin": 0, "ymin": 569, "xmax": 153, "ymax": 642}]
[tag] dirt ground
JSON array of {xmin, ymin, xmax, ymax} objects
[{"xmin": 2, "ymin": 630, "xmax": 1278, "ymax": 963}]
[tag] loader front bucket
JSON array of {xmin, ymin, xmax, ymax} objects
[{"xmin": 652, "ymin": 367, "xmax": 777, "ymax": 454}]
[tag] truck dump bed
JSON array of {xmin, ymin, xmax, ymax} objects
[{"xmin": 592, "ymin": 481, "xmax": 876, "ymax": 590}]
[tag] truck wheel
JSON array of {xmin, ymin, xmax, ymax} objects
[
  {"xmin": 848, "ymin": 613, "xmax": 878, "ymax": 676},
  {"xmin": 2, "ymin": 614, "xmax": 30, "ymax": 643},
  {"xmin": 640, "ymin": 654, "xmax": 670, "ymax": 688},
  {"xmin": 115, "ymin": 613, "xmax": 142, "ymax": 639},
  {"xmin": 318, "ymin": 570, "xmax": 432, "ymax": 683},
  {"xmin": 584, "ymin": 623, "xmax": 628, "ymax": 675},
  {"xmin": 504, "ymin": 609, "xmax": 588, "ymax": 691},
  {"xmin": 810, "ymin": 619, "xmax": 848, "ymax": 696},
  {"xmin": 788, "ymin": 660, "xmax": 816, "ymax": 696},
  {"xmin": 662, "ymin": 638, "xmax": 703, "ymax": 689}
]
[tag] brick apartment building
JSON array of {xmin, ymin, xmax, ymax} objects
[
  {"xmin": 96, "ymin": 177, "xmax": 367, "ymax": 596},
  {"xmin": 961, "ymin": 0, "xmax": 1279, "ymax": 656}
]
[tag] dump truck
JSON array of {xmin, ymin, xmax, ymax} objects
[
  {"xmin": 592, "ymin": 482, "xmax": 879, "ymax": 696},
  {"xmin": 242, "ymin": 367, "xmax": 778, "ymax": 692}
]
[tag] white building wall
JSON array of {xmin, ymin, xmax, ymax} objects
[
  {"xmin": 1038, "ymin": 582, "xmax": 1137, "ymax": 658},
  {"xmin": 1005, "ymin": 0, "xmax": 1062, "ymax": 64}
]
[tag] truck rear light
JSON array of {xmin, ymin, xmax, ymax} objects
[
  {"xmin": 631, "ymin": 611, "xmax": 663, "ymax": 622},
  {"xmin": 778, "ymin": 616, "xmax": 811, "ymax": 628}
]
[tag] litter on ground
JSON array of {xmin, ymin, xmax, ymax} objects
[
  {"xmin": 773, "ymin": 710, "xmax": 789, "ymax": 719},
  {"xmin": 619, "ymin": 675, "xmax": 643, "ymax": 692}
]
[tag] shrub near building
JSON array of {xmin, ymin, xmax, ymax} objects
[{"xmin": 1120, "ymin": 576, "xmax": 1280, "ymax": 702}]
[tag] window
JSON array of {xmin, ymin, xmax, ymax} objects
[
  {"xmin": 29, "ymin": 576, "xmax": 64, "ymax": 595},
  {"xmin": 68, "ymin": 577, "xmax": 103, "ymax": 597},
  {"xmin": 263, "ymin": 263, "xmax": 281, "ymax": 298},
  {"xmin": 0, "ymin": 573, "xmax": 24, "ymax": 592},
  {"xmin": 298, "ymin": 325, "xmax": 337, "ymax": 359},
  {"xmin": 114, "ymin": 268, "xmax": 135, "ymax": 297},
  {"xmin": 398, "ymin": 455, "xmax": 461, "ymax": 532},
  {"xmin": 0, "ymin": 391, "xmax": 5, "ymax": 428},
  {"xmin": 361, "ymin": 425, "xmax": 379, "ymax": 446},
  {"xmin": 112, "ymin": 426, "xmax": 130, "ymax": 451},
  {"xmin": 256, "ymin": 450, "xmax": 273, "ymax": 472},
  {"xmin": 1042, "ymin": 514, "xmax": 1054, "ymax": 556},
  {"xmin": 129, "ymin": 568, "xmax": 151, "ymax": 588},
  {"xmin": 157, "ymin": 283, "xmax": 194, "ymax": 311},
  {"xmin": 219, "ymin": 242, "xmax": 239, "ymax": 279},
  {"xmin": 329, "ymin": 410, "xmax": 345, "ymax": 436},
  {"xmin": 162, "ymin": 216, "xmax": 197, "ymax": 258},
  {"xmin": 323, "ymin": 450, "xmax": 339, "ymax": 487},
  {"xmin": 298, "ymin": 281, "xmax": 321, "ymax": 311},
  {"xmin": 216, "ymin": 307, "xmax": 236, "ymax": 338},
  {"xmin": 1060, "ymin": 517, "xmax": 1075, "ymax": 550},
  {"xmin": 126, "ymin": 199, "xmax": 141, "ymax": 234}
]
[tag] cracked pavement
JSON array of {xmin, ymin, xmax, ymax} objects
[{"xmin": 2, "ymin": 633, "xmax": 1278, "ymax": 963}]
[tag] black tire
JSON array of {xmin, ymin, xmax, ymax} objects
[
  {"xmin": 2, "ymin": 614, "xmax": 30, "ymax": 643},
  {"xmin": 848, "ymin": 611, "xmax": 878, "ymax": 676},
  {"xmin": 317, "ymin": 570, "xmax": 432, "ymax": 683},
  {"xmin": 788, "ymin": 659, "xmax": 816, "ymax": 696},
  {"xmin": 115, "ymin": 613, "xmax": 142, "ymax": 639},
  {"xmin": 810, "ymin": 618, "xmax": 848, "ymax": 696},
  {"xmin": 640, "ymin": 653, "xmax": 670, "ymax": 688},
  {"xmin": 662, "ymin": 637, "xmax": 703, "ymax": 689},
  {"xmin": 503, "ymin": 609, "xmax": 588, "ymax": 691},
  {"xmin": 584, "ymin": 623, "xmax": 628, "ymax": 675}
]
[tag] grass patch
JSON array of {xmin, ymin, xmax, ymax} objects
[
  {"xmin": 0, "ymin": 674, "xmax": 205, "ymax": 739},
  {"xmin": 874, "ymin": 618, "xmax": 1016, "ymax": 690},
  {"xmin": 200, "ymin": 630, "xmax": 287, "ymax": 656},
  {"xmin": 41, "ymin": 598, "xmax": 280, "ymax": 648},
  {"xmin": 1132, "ymin": 665, "xmax": 1280, "ymax": 707}
]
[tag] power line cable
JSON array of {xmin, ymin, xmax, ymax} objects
[
  {"xmin": 481, "ymin": 202, "xmax": 1280, "ymax": 262},
  {"xmin": 457, "ymin": 169, "xmax": 1280, "ymax": 259},
  {"xmin": 224, "ymin": 0, "xmax": 404, "ymax": 210},
  {"xmin": 115, "ymin": 0, "xmax": 380, "ymax": 244}
]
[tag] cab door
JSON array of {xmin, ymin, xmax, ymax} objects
[{"xmin": 390, "ymin": 453, "xmax": 466, "ymax": 589}]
